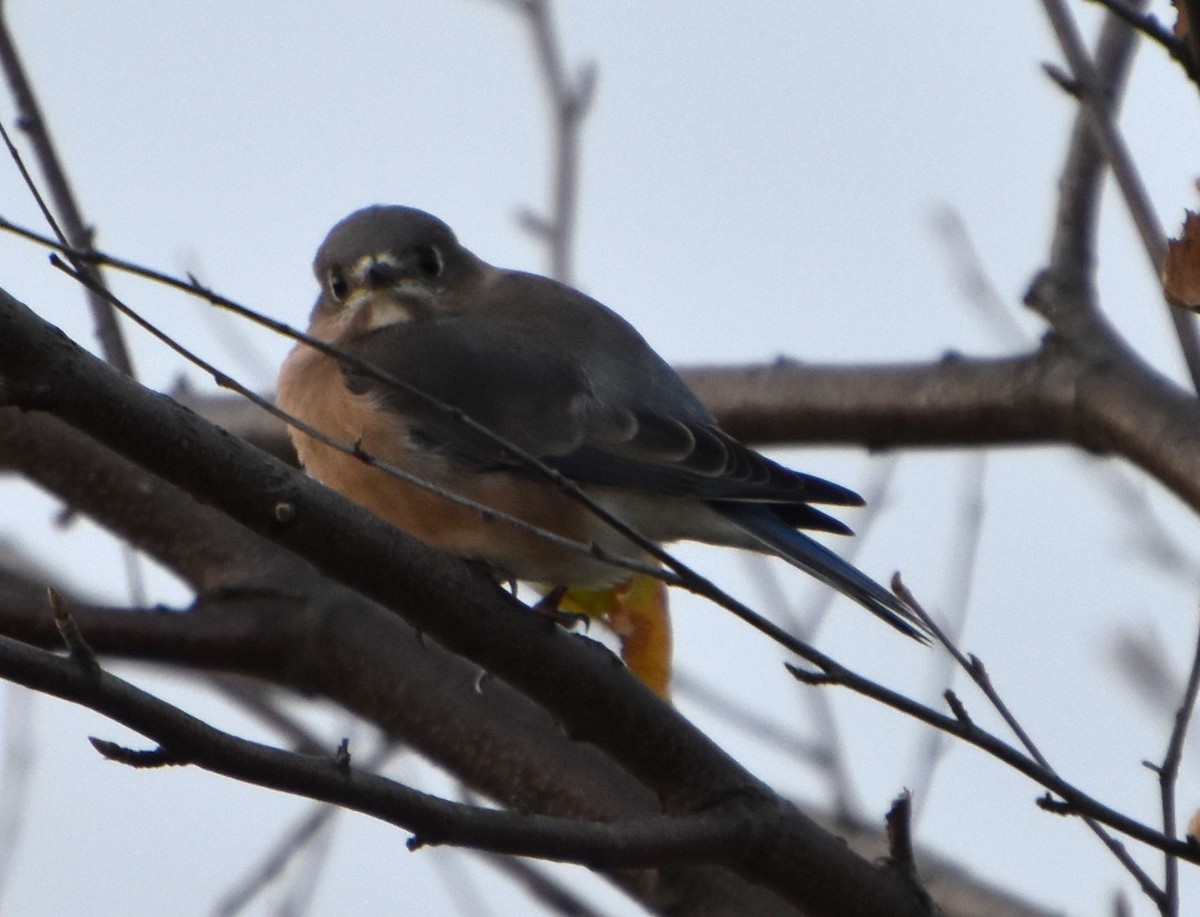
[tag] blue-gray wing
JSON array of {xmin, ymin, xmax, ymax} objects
[{"xmin": 342, "ymin": 272, "xmax": 862, "ymax": 533}]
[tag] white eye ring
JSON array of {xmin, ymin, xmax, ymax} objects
[
  {"xmin": 327, "ymin": 268, "xmax": 349, "ymax": 301},
  {"xmin": 417, "ymin": 245, "xmax": 443, "ymax": 279}
]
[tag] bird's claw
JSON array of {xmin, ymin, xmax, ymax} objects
[{"xmin": 533, "ymin": 586, "xmax": 591, "ymax": 632}]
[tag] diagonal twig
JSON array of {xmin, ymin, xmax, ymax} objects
[
  {"xmin": 0, "ymin": 10, "xmax": 133, "ymax": 376},
  {"xmin": 894, "ymin": 580, "xmax": 1166, "ymax": 906},
  {"xmin": 907, "ymin": 454, "xmax": 986, "ymax": 822},
  {"xmin": 1150, "ymin": 611, "xmax": 1200, "ymax": 916},
  {"xmin": 1084, "ymin": 0, "xmax": 1197, "ymax": 81},
  {"xmin": 213, "ymin": 741, "xmax": 401, "ymax": 917}
]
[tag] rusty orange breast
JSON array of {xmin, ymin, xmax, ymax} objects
[{"xmin": 276, "ymin": 341, "xmax": 632, "ymax": 587}]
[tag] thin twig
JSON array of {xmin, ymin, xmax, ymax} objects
[
  {"xmin": 894, "ymin": 579, "xmax": 1167, "ymax": 905},
  {"xmin": 777, "ymin": 596, "xmax": 1193, "ymax": 863},
  {"xmin": 213, "ymin": 741, "xmax": 399, "ymax": 917},
  {"xmin": 89, "ymin": 737, "xmax": 187, "ymax": 768},
  {"xmin": 884, "ymin": 791, "xmax": 917, "ymax": 878},
  {"xmin": 908, "ymin": 454, "xmax": 985, "ymax": 821},
  {"xmin": 0, "ymin": 684, "xmax": 33, "ymax": 911},
  {"xmin": 0, "ymin": 70, "xmax": 148, "ymax": 608},
  {"xmin": 1083, "ymin": 0, "xmax": 1195, "ymax": 80},
  {"xmin": 1154, "ymin": 611, "xmax": 1200, "ymax": 916},
  {"xmin": 0, "ymin": 627, "xmax": 775, "ymax": 869},
  {"xmin": 502, "ymin": 0, "xmax": 595, "ymax": 285},
  {"xmin": 930, "ymin": 206, "xmax": 1031, "ymax": 350},
  {"xmin": 46, "ymin": 588, "xmax": 97, "ymax": 674},
  {"xmin": 0, "ymin": 13, "xmax": 133, "ymax": 375}
]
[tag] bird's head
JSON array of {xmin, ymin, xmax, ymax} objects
[{"xmin": 308, "ymin": 205, "xmax": 481, "ymax": 342}]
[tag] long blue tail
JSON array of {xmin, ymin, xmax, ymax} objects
[{"xmin": 715, "ymin": 503, "xmax": 929, "ymax": 642}]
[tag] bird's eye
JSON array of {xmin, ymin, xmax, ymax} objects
[
  {"xmin": 327, "ymin": 269, "xmax": 349, "ymax": 301},
  {"xmin": 416, "ymin": 245, "xmax": 443, "ymax": 279}
]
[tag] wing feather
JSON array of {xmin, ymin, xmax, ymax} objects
[{"xmin": 341, "ymin": 272, "xmax": 861, "ymax": 540}]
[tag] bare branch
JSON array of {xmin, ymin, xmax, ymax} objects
[
  {"xmin": 213, "ymin": 742, "xmax": 400, "ymax": 917},
  {"xmin": 501, "ymin": 0, "xmax": 595, "ymax": 284},
  {"xmin": 46, "ymin": 587, "xmax": 98, "ymax": 674},
  {"xmin": 1155, "ymin": 612, "xmax": 1200, "ymax": 915},
  {"xmin": 1039, "ymin": 0, "xmax": 1200, "ymax": 388},
  {"xmin": 0, "ymin": 288, "xmax": 936, "ymax": 915},
  {"xmin": 1083, "ymin": 0, "xmax": 1195, "ymax": 80},
  {"xmin": 884, "ymin": 792, "xmax": 920, "ymax": 887},
  {"xmin": 0, "ymin": 408, "xmax": 298, "ymax": 591},
  {"xmin": 0, "ymin": 630, "xmax": 760, "ymax": 868},
  {"xmin": 0, "ymin": 10, "xmax": 133, "ymax": 375},
  {"xmin": 908, "ymin": 454, "xmax": 987, "ymax": 820},
  {"xmin": 1183, "ymin": 0, "xmax": 1200, "ymax": 90},
  {"xmin": 471, "ymin": 850, "xmax": 606, "ymax": 917},
  {"xmin": 895, "ymin": 582, "xmax": 1165, "ymax": 905},
  {"xmin": 0, "ymin": 683, "xmax": 33, "ymax": 911},
  {"xmin": 930, "ymin": 206, "xmax": 1031, "ymax": 350}
]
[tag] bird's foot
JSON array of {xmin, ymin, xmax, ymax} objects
[{"xmin": 532, "ymin": 586, "xmax": 591, "ymax": 632}]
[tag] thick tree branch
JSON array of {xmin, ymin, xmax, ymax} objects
[
  {"xmin": 0, "ymin": 623, "xmax": 763, "ymax": 869},
  {"xmin": 0, "ymin": 573, "xmax": 1084, "ymax": 916},
  {"xmin": 0, "ymin": 562, "xmax": 804, "ymax": 914},
  {"xmin": 162, "ymin": 340, "xmax": 1200, "ymax": 520},
  {"xmin": 1039, "ymin": 2, "xmax": 1200, "ymax": 387},
  {"xmin": 0, "ymin": 408, "xmax": 291, "ymax": 591},
  {"xmin": 0, "ymin": 290, "xmax": 931, "ymax": 917}
]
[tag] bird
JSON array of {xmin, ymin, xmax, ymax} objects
[{"xmin": 277, "ymin": 205, "xmax": 925, "ymax": 695}]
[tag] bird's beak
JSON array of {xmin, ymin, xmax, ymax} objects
[
  {"xmin": 340, "ymin": 253, "xmax": 432, "ymax": 330},
  {"xmin": 354, "ymin": 253, "xmax": 408, "ymax": 290}
]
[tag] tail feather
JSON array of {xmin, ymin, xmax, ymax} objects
[{"xmin": 714, "ymin": 503, "xmax": 929, "ymax": 643}]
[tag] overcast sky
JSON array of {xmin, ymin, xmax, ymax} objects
[{"xmin": 1, "ymin": 3, "xmax": 1199, "ymax": 915}]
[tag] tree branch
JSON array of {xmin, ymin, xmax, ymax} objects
[
  {"xmin": 0, "ymin": 623, "xmax": 764, "ymax": 869},
  {"xmin": 0, "ymin": 289, "xmax": 933, "ymax": 916},
  {"xmin": 0, "ymin": 7, "xmax": 133, "ymax": 376},
  {"xmin": 1154, "ymin": 612, "xmax": 1200, "ymax": 915},
  {"xmin": 1039, "ymin": 1, "xmax": 1200, "ymax": 388}
]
